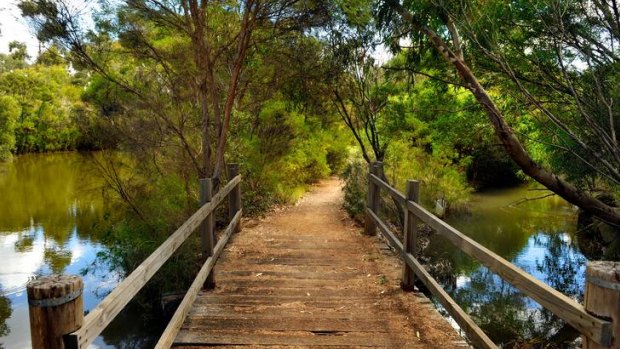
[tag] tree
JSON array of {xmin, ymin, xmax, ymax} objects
[
  {"xmin": 0, "ymin": 96, "xmax": 19, "ymax": 160},
  {"xmin": 381, "ymin": 0, "xmax": 620, "ymax": 227},
  {"xmin": 0, "ymin": 65, "xmax": 83, "ymax": 153},
  {"xmin": 0, "ymin": 41, "xmax": 30, "ymax": 72},
  {"xmin": 19, "ymin": 0, "xmax": 332, "ymax": 185}
]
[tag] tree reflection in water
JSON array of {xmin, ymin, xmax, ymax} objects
[
  {"xmin": 421, "ymin": 186, "xmax": 587, "ymax": 347},
  {"xmin": 437, "ymin": 232, "xmax": 586, "ymax": 348},
  {"xmin": 0, "ymin": 291, "xmax": 11, "ymax": 349}
]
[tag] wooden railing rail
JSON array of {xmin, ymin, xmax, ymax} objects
[
  {"xmin": 27, "ymin": 164, "xmax": 242, "ymax": 349},
  {"xmin": 365, "ymin": 162, "xmax": 617, "ymax": 349}
]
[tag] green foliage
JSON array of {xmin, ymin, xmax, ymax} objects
[
  {"xmin": 0, "ymin": 96, "xmax": 19, "ymax": 160},
  {"xmin": 231, "ymin": 100, "xmax": 347, "ymax": 214},
  {"xmin": 0, "ymin": 49, "xmax": 101, "ymax": 157},
  {"xmin": 0, "ymin": 41, "xmax": 29, "ymax": 73},
  {"xmin": 96, "ymin": 173, "xmax": 201, "ymax": 302},
  {"xmin": 386, "ymin": 139, "xmax": 471, "ymax": 214},
  {"xmin": 341, "ymin": 157, "xmax": 368, "ymax": 222},
  {"xmin": 0, "ymin": 65, "xmax": 80, "ymax": 152}
]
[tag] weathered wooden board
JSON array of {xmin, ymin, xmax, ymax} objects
[
  {"xmin": 369, "ymin": 173, "xmax": 406, "ymax": 205},
  {"xmin": 174, "ymin": 331, "xmax": 426, "ymax": 347},
  {"xmin": 216, "ymin": 270, "xmax": 363, "ymax": 280}
]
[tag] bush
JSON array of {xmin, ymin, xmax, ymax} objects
[
  {"xmin": 341, "ymin": 158, "xmax": 367, "ymax": 223},
  {"xmin": 230, "ymin": 100, "xmax": 346, "ymax": 214},
  {"xmin": 385, "ymin": 139, "xmax": 471, "ymax": 215}
]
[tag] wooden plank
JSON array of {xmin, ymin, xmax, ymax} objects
[
  {"xmin": 227, "ymin": 164, "xmax": 241, "ymax": 233},
  {"xmin": 213, "ymin": 287, "xmax": 383, "ymax": 298},
  {"xmin": 364, "ymin": 162, "xmax": 380, "ymax": 235},
  {"xmin": 217, "ymin": 257, "xmax": 357, "ymax": 266},
  {"xmin": 190, "ymin": 299, "xmax": 387, "ymax": 311},
  {"xmin": 402, "ymin": 180, "xmax": 420, "ymax": 290},
  {"xmin": 155, "ymin": 210, "xmax": 242, "ymax": 349},
  {"xmin": 194, "ymin": 294, "xmax": 386, "ymax": 303},
  {"xmin": 66, "ymin": 176, "xmax": 241, "ymax": 349},
  {"xmin": 408, "ymin": 200, "xmax": 613, "ymax": 346},
  {"xmin": 242, "ymin": 235, "xmax": 355, "ymax": 241},
  {"xmin": 199, "ymin": 178, "xmax": 214, "ymax": 288},
  {"xmin": 217, "ymin": 249, "xmax": 362, "ymax": 258},
  {"xmin": 215, "ymin": 264, "xmax": 364, "ymax": 274},
  {"xmin": 217, "ymin": 270, "xmax": 364, "ymax": 280},
  {"xmin": 173, "ymin": 330, "xmax": 425, "ymax": 347},
  {"xmin": 186, "ymin": 305, "xmax": 401, "ymax": 318},
  {"xmin": 366, "ymin": 208, "xmax": 404, "ymax": 255},
  {"xmin": 369, "ymin": 173, "xmax": 406, "ymax": 205},
  {"xmin": 183, "ymin": 312, "xmax": 421, "ymax": 322},
  {"xmin": 213, "ymin": 279, "xmax": 369, "ymax": 288},
  {"xmin": 180, "ymin": 317, "xmax": 393, "ymax": 332},
  {"xmin": 366, "ymin": 207, "xmax": 497, "ymax": 349},
  {"xmin": 244, "ymin": 241, "xmax": 362, "ymax": 250}
]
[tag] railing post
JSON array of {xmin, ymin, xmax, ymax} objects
[
  {"xmin": 27, "ymin": 275, "xmax": 84, "ymax": 349},
  {"xmin": 372, "ymin": 161, "xmax": 384, "ymax": 220},
  {"xmin": 227, "ymin": 163, "xmax": 241, "ymax": 233},
  {"xmin": 583, "ymin": 261, "xmax": 619, "ymax": 349},
  {"xmin": 200, "ymin": 178, "xmax": 215, "ymax": 289},
  {"xmin": 364, "ymin": 162, "xmax": 379, "ymax": 235},
  {"xmin": 402, "ymin": 180, "xmax": 420, "ymax": 291}
]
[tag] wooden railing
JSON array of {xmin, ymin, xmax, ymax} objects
[
  {"xmin": 364, "ymin": 161, "xmax": 619, "ymax": 349},
  {"xmin": 26, "ymin": 164, "xmax": 242, "ymax": 349}
]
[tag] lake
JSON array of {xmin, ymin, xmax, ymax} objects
[{"xmin": 0, "ymin": 153, "xmax": 156, "ymax": 349}]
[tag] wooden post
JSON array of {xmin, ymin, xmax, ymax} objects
[
  {"xmin": 583, "ymin": 261, "xmax": 619, "ymax": 349},
  {"xmin": 227, "ymin": 163, "xmax": 241, "ymax": 233},
  {"xmin": 27, "ymin": 275, "xmax": 84, "ymax": 349},
  {"xmin": 402, "ymin": 180, "xmax": 420, "ymax": 291},
  {"xmin": 372, "ymin": 161, "xmax": 383, "ymax": 217},
  {"xmin": 200, "ymin": 178, "xmax": 215, "ymax": 289},
  {"xmin": 364, "ymin": 162, "xmax": 378, "ymax": 235}
]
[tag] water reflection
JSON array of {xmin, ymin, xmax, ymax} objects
[
  {"xmin": 426, "ymin": 185, "xmax": 585, "ymax": 346},
  {"xmin": 0, "ymin": 153, "xmax": 121, "ymax": 348}
]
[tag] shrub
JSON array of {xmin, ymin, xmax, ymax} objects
[{"xmin": 341, "ymin": 158, "xmax": 368, "ymax": 223}]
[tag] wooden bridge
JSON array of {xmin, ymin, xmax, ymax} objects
[{"xmin": 26, "ymin": 163, "xmax": 620, "ymax": 349}]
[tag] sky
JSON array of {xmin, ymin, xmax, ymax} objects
[{"xmin": 0, "ymin": 1, "xmax": 39, "ymax": 57}]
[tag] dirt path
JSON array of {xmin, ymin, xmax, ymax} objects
[{"xmin": 174, "ymin": 178, "xmax": 466, "ymax": 348}]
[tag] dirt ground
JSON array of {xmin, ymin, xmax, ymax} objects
[{"xmin": 175, "ymin": 178, "xmax": 468, "ymax": 348}]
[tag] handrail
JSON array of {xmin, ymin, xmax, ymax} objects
[
  {"xmin": 407, "ymin": 200, "xmax": 612, "ymax": 345},
  {"xmin": 365, "ymin": 170, "xmax": 614, "ymax": 348},
  {"xmin": 367, "ymin": 208, "xmax": 497, "ymax": 349},
  {"xmin": 369, "ymin": 173, "xmax": 406, "ymax": 205},
  {"xmin": 155, "ymin": 209, "xmax": 242, "ymax": 348},
  {"xmin": 64, "ymin": 174, "xmax": 242, "ymax": 349}
]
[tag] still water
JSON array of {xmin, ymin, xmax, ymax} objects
[
  {"xmin": 430, "ymin": 186, "xmax": 584, "ymax": 345},
  {"xmin": 0, "ymin": 153, "xmax": 153, "ymax": 349}
]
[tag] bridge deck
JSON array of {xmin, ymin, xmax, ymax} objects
[{"xmin": 173, "ymin": 179, "xmax": 466, "ymax": 348}]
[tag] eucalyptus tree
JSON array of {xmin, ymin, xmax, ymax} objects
[
  {"xmin": 380, "ymin": 0, "xmax": 620, "ymax": 227},
  {"xmin": 19, "ymin": 0, "xmax": 332, "ymax": 184}
]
